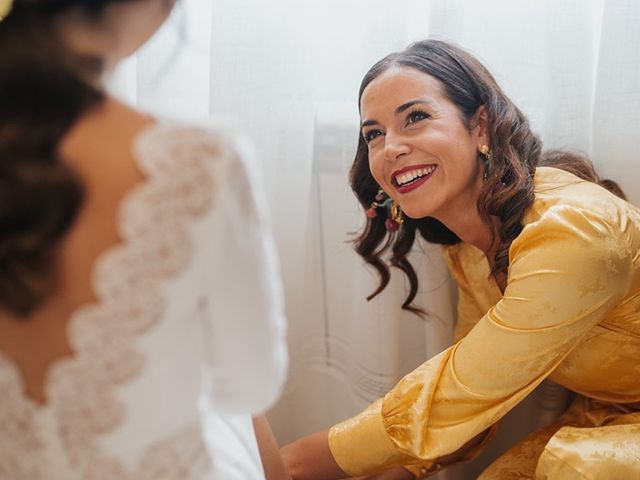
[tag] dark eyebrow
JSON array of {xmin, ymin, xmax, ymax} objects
[
  {"xmin": 361, "ymin": 119, "xmax": 378, "ymax": 128},
  {"xmin": 395, "ymin": 99, "xmax": 433, "ymax": 115},
  {"xmin": 361, "ymin": 99, "xmax": 434, "ymax": 128}
]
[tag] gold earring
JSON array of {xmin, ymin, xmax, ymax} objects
[
  {"xmin": 390, "ymin": 202, "xmax": 404, "ymax": 224},
  {"xmin": 387, "ymin": 201, "xmax": 404, "ymax": 232},
  {"xmin": 480, "ymin": 145, "xmax": 492, "ymax": 181}
]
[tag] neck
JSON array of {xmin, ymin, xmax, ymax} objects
[
  {"xmin": 433, "ymin": 176, "xmax": 497, "ymax": 254},
  {"xmin": 54, "ymin": 9, "xmax": 119, "ymax": 87},
  {"xmin": 445, "ymin": 208, "xmax": 496, "ymax": 253}
]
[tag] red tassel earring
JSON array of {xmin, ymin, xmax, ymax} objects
[{"xmin": 367, "ymin": 189, "xmax": 404, "ymax": 232}]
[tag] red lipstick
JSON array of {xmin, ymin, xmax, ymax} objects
[{"xmin": 391, "ymin": 164, "xmax": 437, "ymax": 194}]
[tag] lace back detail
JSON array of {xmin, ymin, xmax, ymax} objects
[{"xmin": 0, "ymin": 123, "xmax": 231, "ymax": 478}]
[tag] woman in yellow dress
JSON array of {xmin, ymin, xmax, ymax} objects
[{"xmin": 281, "ymin": 40, "xmax": 640, "ymax": 480}]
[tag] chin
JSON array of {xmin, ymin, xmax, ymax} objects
[
  {"xmin": 401, "ymin": 197, "xmax": 444, "ymax": 221},
  {"xmin": 402, "ymin": 207, "xmax": 432, "ymax": 220}
]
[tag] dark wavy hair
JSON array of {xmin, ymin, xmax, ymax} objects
[
  {"xmin": 0, "ymin": 0, "xmax": 140, "ymax": 317},
  {"xmin": 350, "ymin": 39, "xmax": 625, "ymax": 315}
]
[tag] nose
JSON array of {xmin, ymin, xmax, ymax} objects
[{"xmin": 383, "ymin": 131, "xmax": 410, "ymax": 162}]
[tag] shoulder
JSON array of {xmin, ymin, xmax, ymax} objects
[
  {"xmin": 130, "ymin": 115, "xmax": 262, "ymax": 218},
  {"xmin": 525, "ymin": 167, "xmax": 633, "ymax": 229},
  {"xmin": 132, "ymin": 118, "xmax": 253, "ymax": 176},
  {"xmin": 514, "ymin": 167, "xmax": 635, "ymax": 256},
  {"xmin": 61, "ymin": 99, "xmax": 252, "ymax": 197},
  {"xmin": 67, "ymin": 97, "xmax": 253, "ymax": 176},
  {"xmin": 511, "ymin": 185, "xmax": 633, "ymax": 285}
]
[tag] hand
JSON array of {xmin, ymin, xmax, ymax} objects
[{"xmin": 281, "ymin": 429, "xmax": 349, "ymax": 480}]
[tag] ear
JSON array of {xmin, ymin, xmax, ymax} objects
[{"xmin": 472, "ymin": 105, "xmax": 489, "ymax": 148}]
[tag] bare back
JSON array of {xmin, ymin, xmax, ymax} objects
[
  {"xmin": 0, "ymin": 95, "xmax": 287, "ymax": 478},
  {"xmin": 0, "ymin": 98, "xmax": 153, "ymax": 404}
]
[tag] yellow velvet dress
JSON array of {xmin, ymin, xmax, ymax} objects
[{"xmin": 328, "ymin": 167, "xmax": 640, "ymax": 479}]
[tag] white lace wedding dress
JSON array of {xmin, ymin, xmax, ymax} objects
[{"xmin": 0, "ymin": 122, "xmax": 288, "ymax": 479}]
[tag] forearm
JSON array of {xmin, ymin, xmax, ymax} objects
[{"xmin": 253, "ymin": 416, "xmax": 292, "ymax": 480}]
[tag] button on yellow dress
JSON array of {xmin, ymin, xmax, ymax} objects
[{"xmin": 328, "ymin": 167, "xmax": 640, "ymax": 479}]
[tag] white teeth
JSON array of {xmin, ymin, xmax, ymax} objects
[{"xmin": 395, "ymin": 166, "xmax": 436, "ymax": 186}]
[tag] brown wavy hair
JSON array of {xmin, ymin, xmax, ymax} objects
[
  {"xmin": 350, "ymin": 40, "xmax": 625, "ymax": 315},
  {"xmin": 0, "ymin": 1, "xmax": 140, "ymax": 317}
]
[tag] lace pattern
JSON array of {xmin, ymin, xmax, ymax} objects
[{"xmin": 0, "ymin": 123, "xmax": 230, "ymax": 479}]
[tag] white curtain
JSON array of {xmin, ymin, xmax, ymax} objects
[{"xmin": 111, "ymin": 0, "xmax": 640, "ymax": 477}]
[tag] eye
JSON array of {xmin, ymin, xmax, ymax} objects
[
  {"xmin": 406, "ymin": 109, "xmax": 430, "ymax": 125},
  {"xmin": 363, "ymin": 129, "xmax": 383, "ymax": 144}
]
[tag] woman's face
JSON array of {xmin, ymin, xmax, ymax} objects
[{"xmin": 360, "ymin": 66, "xmax": 487, "ymax": 223}]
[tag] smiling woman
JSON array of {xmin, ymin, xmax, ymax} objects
[
  {"xmin": 361, "ymin": 68, "xmax": 486, "ymax": 232},
  {"xmin": 280, "ymin": 39, "xmax": 640, "ymax": 480},
  {"xmin": 350, "ymin": 41, "xmax": 551, "ymax": 313}
]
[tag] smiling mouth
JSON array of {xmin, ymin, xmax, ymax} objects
[{"xmin": 392, "ymin": 165, "xmax": 437, "ymax": 192}]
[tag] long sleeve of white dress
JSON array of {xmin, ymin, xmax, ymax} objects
[
  {"xmin": 194, "ymin": 128, "xmax": 289, "ymax": 479},
  {"xmin": 198, "ymin": 129, "xmax": 288, "ymax": 415}
]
